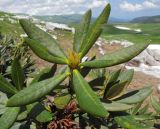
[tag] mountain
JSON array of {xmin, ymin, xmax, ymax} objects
[
  {"xmin": 131, "ymin": 15, "xmax": 160, "ymax": 23},
  {"xmin": 108, "ymin": 17, "xmax": 129, "ymax": 23},
  {"xmin": 34, "ymin": 14, "xmax": 83, "ymax": 24},
  {"xmin": 34, "ymin": 14, "xmax": 128, "ymax": 24}
]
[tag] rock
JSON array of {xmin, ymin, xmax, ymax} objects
[
  {"xmin": 110, "ymin": 40, "xmax": 133, "ymax": 47},
  {"xmin": 126, "ymin": 44, "xmax": 160, "ymax": 78}
]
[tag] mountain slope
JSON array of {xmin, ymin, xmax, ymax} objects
[
  {"xmin": 34, "ymin": 14, "xmax": 127, "ymax": 24},
  {"xmin": 34, "ymin": 14, "xmax": 82, "ymax": 24},
  {"xmin": 0, "ymin": 11, "xmax": 23, "ymax": 36},
  {"xmin": 131, "ymin": 15, "xmax": 160, "ymax": 23}
]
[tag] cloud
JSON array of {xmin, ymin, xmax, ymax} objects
[
  {"xmin": 0, "ymin": 0, "xmax": 108, "ymax": 15},
  {"xmin": 120, "ymin": 0, "xmax": 160, "ymax": 12}
]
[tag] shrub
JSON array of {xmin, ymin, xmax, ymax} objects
[
  {"xmin": 0, "ymin": 3, "xmax": 159, "ymax": 129},
  {"xmin": 0, "ymin": 34, "xmax": 34, "ymax": 76}
]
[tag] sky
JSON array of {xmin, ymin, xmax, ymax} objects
[{"xmin": 0, "ymin": 0, "xmax": 160, "ymax": 20}]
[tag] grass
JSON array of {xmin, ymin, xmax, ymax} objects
[
  {"xmin": 0, "ymin": 11, "xmax": 13, "ymax": 17},
  {"xmin": 102, "ymin": 23, "xmax": 160, "ymax": 44},
  {"xmin": 0, "ymin": 11, "xmax": 24, "ymax": 37},
  {"xmin": 0, "ymin": 21, "xmax": 23, "ymax": 37}
]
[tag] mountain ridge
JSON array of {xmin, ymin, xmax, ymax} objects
[{"xmin": 131, "ymin": 15, "xmax": 160, "ymax": 23}]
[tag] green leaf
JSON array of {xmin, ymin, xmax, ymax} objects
[
  {"xmin": 11, "ymin": 58, "xmax": 25, "ymax": 90},
  {"xmin": 79, "ymin": 4, "xmax": 111, "ymax": 58},
  {"xmin": 133, "ymin": 115, "xmax": 154, "ymax": 121},
  {"xmin": 58, "ymin": 66, "xmax": 70, "ymax": 74},
  {"xmin": 80, "ymin": 67, "xmax": 92, "ymax": 78},
  {"xmin": 27, "ymin": 102, "xmax": 52, "ymax": 122},
  {"xmin": 103, "ymin": 69, "xmax": 121, "ymax": 98},
  {"xmin": 115, "ymin": 115, "xmax": 151, "ymax": 129},
  {"xmin": 0, "ymin": 107, "xmax": 20, "ymax": 129},
  {"xmin": 138, "ymin": 104, "xmax": 149, "ymax": 115},
  {"xmin": 30, "ymin": 64, "xmax": 57, "ymax": 84},
  {"xmin": 25, "ymin": 38, "xmax": 67, "ymax": 64},
  {"xmin": 80, "ymin": 55, "xmax": 96, "ymax": 77},
  {"xmin": 7, "ymin": 72, "xmax": 69, "ymax": 107},
  {"xmin": 80, "ymin": 43, "xmax": 149, "ymax": 68},
  {"xmin": 151, "ymin": 96, "xmax": 160, "ymax": 113},
  {"xmin": 17, "ymin": 111, "xmax": 28, "ymax": 121},
  {"xmin": 19, "ymin": 19, "xmax": 66, "ymax": 58},
  {"xmin": 89, "ymin": 76, "xmax": 105, "ymax": 88},
  {"xmin": 0, "ymin": 74, "xmax": 18, "ymax": 95},
  {"xmin": 102, "ymin": 101, "xmax": 133, "ymax": 111},
  {"xmin": 36, "ymin": 110, "xmax": 52, "ymax": 122},
  {"xmin": 73, "ymin": 9, "xmax": 91, "ymax": 52},
  {"xmin": 130, "ymin": 102, "xmax": 143, "ymax": 115},
  {"xmin": 118, "ymin": 69, "xmax": 134, "ymax": 85},
  {"xmin": 54, "ymin": 93, "xmax": 71, "ymax": 109},
  {"xmin": 105, "ymin": 81, "xmax": 128, "ymax": 100},
  {"xmin": 72, "ymin": 69, "xmax": 108, "ymax": 117},
  {"xmin": 10, "ymin": 121, "xmax": 37, "ymax": 129},
  {"xmin": 107, "ymin": 69, "xmax": 121, "ymax": 84},
  {"xmin": 26, "ymin": 102, "xmax": 39, "ymax": 114},
  {"xmin": 0, "ymin": 92, "xmax": 8, "ymax": 115},
  {"xmin": 115, "ymin": 87, "xmax": 152, "ymax": 104}
]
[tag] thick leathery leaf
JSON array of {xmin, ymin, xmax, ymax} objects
[
  {"xmin": 72, "ymin": 69, "xmax": 108, "ymax": 117},
  {"xmin": 0, "ymin": 74, "xmax": 18, "ymax": 95},
  {"xmin": 26, "ymin": 102, "xmax": 39, "ymax": 114},
  {"xmin": 11, "ymin": 58, "xmax": 25, "ymax": 90},
  {"xmin": 80, "ymin": 67, "xmax": 92, "ymax": 77},
  {"xmin": 7, "ymin": 73, "xmax": 69, "ymax": 107},
  {"xmin": 17, "ymin": 111, "xmax": 28, "ymax": 121},
  {"xmin": 58, "ymin": 66, "xmax": 70, "ymax": 74},
  {"xmin": 89, "ymin": 77, "xmax": 105, "ymax": 87},
  {"xmin": 103, "ymin": 69, "xmax": 121, "ymax": 97},
  {"xmin": 25, "ymin": 38, "xmax": 67, "ymax": 64},
  {"xmin": 0, "ymin": 92, "xmax": 8, "ymax": 115},
  {"xmin": 107, "ymin": 69, "xmax": 121, "ymax": 84},
  {"xmin": 115, "ymin": 116, "xmax": 151, "ymax": 129},
  {"xmin": 133, "ymin": 115, "xmax": 154, "ymax": 121},
  {"xmin": 0, "ymin": 93, "xmax": 7, "ymax": 111},
  {"xmin": 118, "ymin": 69, "xmax": 134, "ymax": 85},
  {"xmin": 27, "ymin": 102, "xmax": 52, "ymax": 122},
  {"xmin": 80, "ymin": 55, "xmax": 96, "ymax": 77},
  {"xmin": 105, "ymin": 81, "xmax": 128, "ymax": 100},
  {"xmin": 151, "ymin": 96, "xmax": 160, "ymax": 113},
  {"xmin": 116, "ymin": 87, "xmax": 152, "ymax": 104},
  {"xmin": 19, "ymin": 19, "xmax": 66, "ymax": 58},
  {"xmin": 138, "ymin": 104, "xmax": 149, "ymax": 115},
  {"xmin": 102, "ymin": 101, "xmax": 133, "ymax": 111},
  {"xmin": 36, "ymin": 110, "xmax": 52, "ymax": 122},
  {"xmin": 80, "ymin": 43, "xmax": 149, "ymax": 68},
  {"xmin": 73, "ymin": 9, "xmax": 91, "ymax": 52},
  {"xmin": 10, "ymin": 122, "xmax": 37, "ymax": 129},
  {"xmin": 30, "ymin": 64, "xmax": 57, "ymax": 84},
  {"xmin": 130, "ymin": 102, "xmax": 143, "ymax": 115},
  {"xmin": 79, "ymin": 4, "xmax": 111, "ymax": 58},
  {"xmin": 0, "ymin": 107, "xmax": 20, "ymax": 129},
  {"xmin": 54, "ymin": 93, "xmax": 71, "ymax": 109}
]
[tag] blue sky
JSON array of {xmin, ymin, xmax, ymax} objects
[{"xmin": 0, "ymin": 0, "xmax": 160, "ymax": 20}]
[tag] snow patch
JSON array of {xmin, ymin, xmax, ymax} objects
[
  {"xmin": 45, "ymin": 22, "xmax": 75, "ymax": 33},
  {"xmin": 115, "ymin": 26, "xmax": 131, "ymax": 30},
  {"xmin": 108, "ymin": 40, "xmax": 160, "ymax": 78},
  {"xmin": 110, "ymin": 40, "xmax": 133, "ymax": 47},
  {"xmin": 126, "ymin": 44, "xmax": 160, "ymax": 78},
  {"xmin": 114, "ymin": 25, "xmax": 142, "ymax": 33}
]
